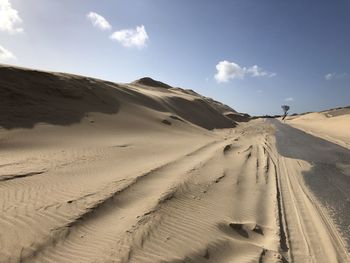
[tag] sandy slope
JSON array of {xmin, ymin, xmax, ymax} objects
[
  {"xmin": 284, "ymin": 108, "xmax": 350, "ymax": 149},
  {"xmin": 1, "ymin": 66, "xmax": 349, "ymax": 262}
]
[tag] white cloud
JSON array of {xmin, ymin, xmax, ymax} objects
[
  {"xmin": 110, "ymin": 25, "xmax": 148, "ymax": 48},
  {"xmin": 325, "ymin": 72, "xmax": 349, "ymax": 80},
  {"xmin": 285, "ymin": 97, "xmax": 294, "ymax": 102},
  {"xmin": 0, "ymin": 0, "xmax": 23, "ymax": 33},
  {"xmin": 0, "ymin": 44, "xmax": 16, "ymax": 60},
  {"xmin": 325, "ymin": 73, "xmax": 335, "ymax": 80},
  {"xmin": 247, "ymin": 65, "xmax": 276, "ymax": 78},
  {"xmin": 214, "ymin": 60, "xmax": 245, "ymax": 83},
  {"xmin": 87, "ymin": 12, "xmax": 112, "ymax": 31},
  {"xmin": 215, "ymin": 60, "xmax": 276, "ymax": 83}
]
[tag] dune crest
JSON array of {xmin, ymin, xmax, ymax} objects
[
  {"xmin": 132, "ymin": 77, "xmax": 173, "ymax": 89},
  {"xmin": 0, "ymin": 65, "xmax": 244, "ymax": 130}
]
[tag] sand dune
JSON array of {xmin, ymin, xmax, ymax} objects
[
  {"xmin": 0, "ymin": 65, "xmax": 237, "ymax": 130},
  {"xmin": 284, "ymin": 107, "xmax": 350, "ymax": 149},
  {"xmin": 1, "ymin": 66, "xmax": 349, "ymax": 262}
]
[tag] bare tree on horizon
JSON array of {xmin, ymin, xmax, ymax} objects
[{"xmin": 281, "ymin": 105, "xmax": 290, "ymax": 121}]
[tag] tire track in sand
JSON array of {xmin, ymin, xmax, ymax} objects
[{"xmin": 24, "ymin": 139, "xmax": 233, "ymax": 263}]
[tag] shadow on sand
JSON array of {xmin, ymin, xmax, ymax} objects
[{"xmin": 0, "ymin": 66, "xmax": 236, "ymax": 130}]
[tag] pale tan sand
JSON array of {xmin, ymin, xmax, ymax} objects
[
  {"xmin": 1, "ymin": 65, "xmax": 349, "ymax": 262},
  {"xmin": 285, "ymin": 109, "xmax": 350, "ymax": 149}
]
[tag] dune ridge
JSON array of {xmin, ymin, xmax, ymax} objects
[{"xmin": 0, "ymin": 65, "xmax": 240, "ymax": 130}]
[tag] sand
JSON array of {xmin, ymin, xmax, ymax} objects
[
  {"xmin": 1, "ymin": 65, "xmax": 349, "ymax": 262},
  {"xmin": 284, "ymin": 109, "xmax": 350, "ymax": 149}
]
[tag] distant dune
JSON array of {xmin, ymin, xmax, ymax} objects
[{"xmin": 285, "ymin": 106, "xmax": 350, "ymax": 149}]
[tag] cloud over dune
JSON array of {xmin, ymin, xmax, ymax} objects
[
  {"xmin": 110, "ymin": 25, "xmax": 148, "ymax": 48},
  {"xmin": 247, "ymin": 65, "xmax": 276, "ymax": 78},
  {"xmin": 325, "ymin": 73, "xmax": 334, "ymax": 80},
  {"xmin": 86, "ymin": 12, "xmax": 148, "ymax": 49},
  {"xmin": 214, "ymin": 61, "xmax": 245, "ymax": 83},
  {"xmin": 325, "ymin": 72, "xmax": 349, "ymax": 80},
  {"xmin": 215, "ymin": 60, "xmax": 276, "ymax": 83},
  {"xmin": 0, "ymin": 44, "xmax": 15, "ymax": 60},
  {"xmin": 0, "ymin": 0, "xmax": 23, "ymax": 33},
  {"xmin": 87, "ymin": 12, "xmax": 112, "ymax": 31}
]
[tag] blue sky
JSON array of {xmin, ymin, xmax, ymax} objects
[{"xmin": 1, "ymin": 0, "xmax": 349, "ymax": 115}]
